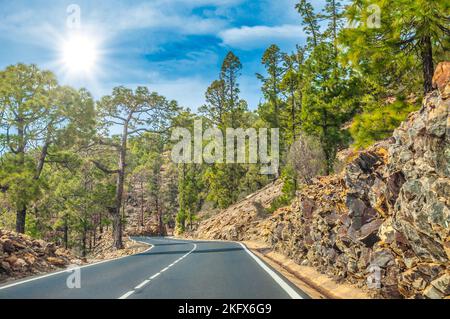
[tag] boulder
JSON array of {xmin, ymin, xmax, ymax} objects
[
  {"xmin": 430, "ymin": 273, "xmax": 450, "ymax": 295},
  {"xmin": 423, "ymin": 285, "xmax": 444, "ymax": 299},
  {"xmin": 2, "ymin": 239, "xmax": 15, "ymax": 254},
  {"xmin": 12, "ymin": 258, "xmax": 27, "ymax": 270},
  {"xmin": 432, "ymin": 61, "xmax": 450, "ymax": 99},
  {"xmin": 46, "ymin": 257, "xmax": 67, "ymax": 267}
]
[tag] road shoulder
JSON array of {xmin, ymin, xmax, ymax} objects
[{"xmin": 243, "ymin": 241, "xmax": 371, "ymax": 299}]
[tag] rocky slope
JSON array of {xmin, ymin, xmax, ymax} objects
[
  {"xmin": 0, "ymin": 228, "xmax": 149, "ymax": 283},
  {"xmin": 0, "ymin": 229, "xmax": 85, "ymax": 283},
  {"xmin": 191, "ymin": 63, "xmax": 450, "ymax": 299}
]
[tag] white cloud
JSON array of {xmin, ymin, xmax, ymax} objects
[
  {"xmin": 89, "ymin": 1, "xmax": 239, "ymax": 36},
  {"xmin": 219, "ymin": 24, "xmax": 306, "ymax": 50},
  {"xmin": 108, "ymin": 3, "xmax": 226, "ymax": 35}
]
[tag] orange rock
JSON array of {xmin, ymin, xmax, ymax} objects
[
  {"xmin": 46, "ymin": 257, "xmax": 66, "ymax": 267},
  {"xmin": 12, "ymin": 258, "xmax": 27, "ymax": 270},
  {"xmin": 5, "ymin": 254, "xmax": 17, "ymax": 265},
  {"xmin": 432, "ymin": 61, "xmax": 450, "ymax": 99}
]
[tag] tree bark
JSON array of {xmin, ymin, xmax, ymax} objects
[
  {"xmin": 15, "ymin": 116, "xmax": 26, "ymax": 234},
  {"xmin": 82, "ymin": 223, "xmax": 87, "ymax": 257},
  {"xmin": 15, "ymin": 207, "xmax": 26, "ymax": 234},
  {"xmin": 112, "ymin": 121, "xmax": 129, "ymax": 249},
  {"xmin": 421, "ymin": 36, "xmax": 434, "ymax": 94},
  {"xmin": 63, "ymin": 216, "xmax": 68, "ymax": 249},
  {"xmin": 140, "ymin": 181, "xmax": 144, "ymax": 227}
]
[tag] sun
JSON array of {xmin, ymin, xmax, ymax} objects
[{"xmin": 61, "ymin": 34, "xmax": 99, "ymax": 75}]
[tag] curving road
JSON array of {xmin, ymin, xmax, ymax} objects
[{"xmin": 0, "ymin": 237, "xmax": 308, "ymax": 299}]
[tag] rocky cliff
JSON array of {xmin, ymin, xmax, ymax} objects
[{"xmin": 191, "ymin": 63, "xmax": 450, "ymax": 299}]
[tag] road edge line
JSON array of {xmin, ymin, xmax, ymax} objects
[
  {"xmin": 238, "ymin": 243, "xmax": 303, "ymax": 299},
  {"xmin": 166, "ymin": 236, "xmax": 306, "ymax": 299}
]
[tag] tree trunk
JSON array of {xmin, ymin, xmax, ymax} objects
[
  {"xmin": 63, "ymin": 217, "xmax": 68, "ymax": 249},
  {"xmin": 291, "ymin": 88, "xmax": 296, "ymax": 140},
  {"xmin": 156, "ymin": 197, "xmax": 164, "ymax": 236},
  {"xmin": 140, "ymin": 181, "xmax": 144, "ymax": 227},
  {"xmin": 99, "ymin": 212, "xmax": 103, "ymax": 234},
  {"xmin": 112, "ymin": 122, "xmax": 129, "ymax": 249},
  {"xmin": 35, "ymin": 141, "xmax": 49, "ymax": 179},
  {"xmin": 15, "ymin": 117, "xmax": 27, "ymax": 234},
  {"xmin": 421, "ymin": 36, "xmax": 434, "ymax": 94},
  {"xmin": 15, "ymin": 207, "xmax": 26, "ymax": 234},
  {"xmin": 82, "ymin": 223, "xmax": 87, "ymax": 257},
  {"xmin": 113, "ymin": 172, "xmax": 125, "ymax": 249}
]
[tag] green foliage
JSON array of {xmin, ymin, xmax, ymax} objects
[
  {"xmin": 340, "ymin": 0, "xmax": 449, "ymax": 94},
  {"xmin": 268, "ymin": 166, "xmax": 297, "ymax": 214},
  {"xmin": 350, "ymin": 99, "xmax": 420, "ymax": 148}
]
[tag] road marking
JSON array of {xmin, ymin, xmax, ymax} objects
[
  {"xmin": 118, "ymin": 290, "xmax": 135, "ymax": 299},
  {"xmin": 0, "ymin": 239, "xmax": 154, "ymax": 291},
  {"xmin": 118, "ymin": 243, "xmax": 197, "ymax": 299},
  {"xmin": 164, "ymin": 236, "xmax": 307, "ymax": 299},
  {"xmin": 134, "ymin": 280, "xmax": 150, "ymax": 290},
  {"xmin": 239, "ymin": 243, "xmax": 303, "ymax": 299},
  {"xmin": 150, "ymin": 273, "xmax": 160, "ymax": 280}
]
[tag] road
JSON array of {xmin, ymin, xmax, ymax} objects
[{"xmin": 0, "ymin": 237, "xmax": 308, "ymax": 299}]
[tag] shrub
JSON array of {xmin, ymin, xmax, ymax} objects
[{"xmin": 287, "ymin": 133, "xmax": 327, "ymax": 184}]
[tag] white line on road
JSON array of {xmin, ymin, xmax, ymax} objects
[
  {"xmin": 164, "ymin": 236, "xmax": 306, "ymax": 299},
  {"xmin": 134, "ymin": 280, "xmax": 150, "ymax": 290},
  {"xmin": 239, "ymin": 243, "xmax": 303, "ymax": 299},
  {"xmin": 118, "ymin": 290, "xmax": 135, "ymax": 299},
  {"xmin": 118, "ymin": 243, "xmax": 197, "ymax": 299},
  {"xmin": 150, "ymin": 273, "xmax": 160, "ymax": 280}
]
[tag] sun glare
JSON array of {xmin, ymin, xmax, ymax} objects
[{"xmin": 62, "ymin": 34, "xmax": 99, "ymax": 75}]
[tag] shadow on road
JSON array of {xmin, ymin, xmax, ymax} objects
[{"xmin": 134, "ymin": 246, "xmax": 243, "ymax": 257}]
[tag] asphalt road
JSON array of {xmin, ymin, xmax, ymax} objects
[{"xmin": 0, "ymin": 237, "xmax": 308, "ymax": 299}]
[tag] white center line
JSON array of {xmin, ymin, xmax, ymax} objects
[
  {"xmin": 150, "ymin": 273, "xmax": 160, "ymax": 280},
  {"xmin": 134, "ymin": 280, "xmax": 150, "ymax": 290},
  {"xmin": 118, "ymin": 290, "xmax": 134, "ymax": 299},
  {"xmin": 118, "ymin": 242, "xmax": 197, "ymax": 299}
]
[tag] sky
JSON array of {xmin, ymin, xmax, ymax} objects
[{"xmin": 0, "ymin": 0, "xmax": 326, "ymax": 111}]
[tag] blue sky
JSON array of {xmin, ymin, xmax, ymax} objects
[{"xmin": 0, "ymin": 0, "xmax": 325, "ymax": 110}]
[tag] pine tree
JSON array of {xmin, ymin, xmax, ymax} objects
[{"xmin": 341, "ymin": 0, "xmax": 449, "ymax": 94}]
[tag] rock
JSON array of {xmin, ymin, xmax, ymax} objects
[
  {"xmin": 0, "ymin": 229, "xmax": 89, "ymax": 284},
  {"xmin": 358, "ymin": 219, "xmax": 382, "ymax": 247},
  {"xmin": 5, "ymin": 254, "xmax": 18, "ymax": 265},
  {"xmin": 430, "ymin": 273, "xmax": 450, "ymax": 295},
  {"xmin": 12, "ymin": 258, "xmax": 27, "ymax": 270},
  {"xmin": 403, "ymin": 257, "xmax": 419, "ymax": 269},
  {"xmin": 423, "ymin": 285, "xmax": 444, "ymax": 299},
  {"xmin": 46, "ymin": 257, "xmax": 67, "ymax": 267},
  {"xmin": 44, "ymin": 243, "xmax": 57, "ymax": 256},
  {"xmin": 301, "ymin": 198, "xmax": 315, "ymax": 218},
  {"xmin": 432, "ymin": 61, "xmax": 450, "ymax": 99},
  {"xmin": 371, "ymin": 249, "xmax": 395, "ymax": 268},
  {"xmin": 2, "ymin": 239, "xmax": 15, "ymax": 254},
  {"xmin": 0, "ymin": 261, "xmax": 11, "ymax": 273},
  {"xmin": 23, "ymin": 253, "xmax": 36, "ymax": 265}
]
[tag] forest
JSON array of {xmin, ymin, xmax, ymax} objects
[{"xmin": 0, "ymin": 0, "xmax": 448, "ymax": 256}]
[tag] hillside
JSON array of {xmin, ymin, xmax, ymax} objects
[{"xmin": 190, "ymin": 64, "xmax": 450, "ymax": 299}]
